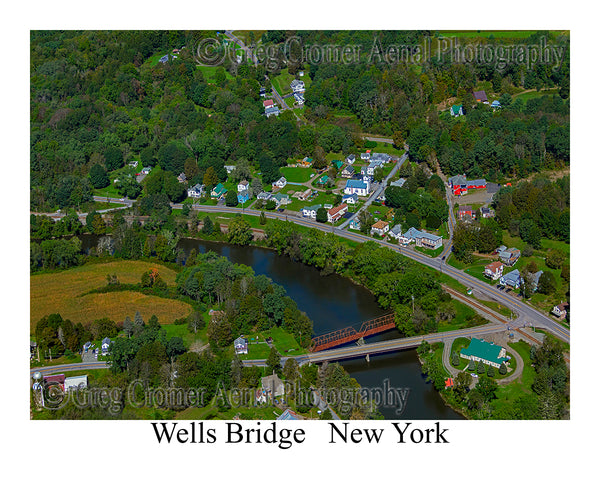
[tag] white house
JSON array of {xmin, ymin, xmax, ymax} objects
[
  {"xmin": 234, "ymin": 336, "xmax": 248, "ymax": 355},
  {"xmin": 346, "ymin": 154, "xmax": 356, "ymax": 165},
  {"xmin": 327, "ymin": 203, "xmax": 348, "ymax": 223},
  {"xmin": 342, "ymin": 193, "xmax": 358, "ymax": 205},
  {"xmin": 301, "ymin": 204, "xmax": 322, "ymax": 219},
  {"xmin": 388, "ymin": 224, "xmax": 404, "ymax": 241},
  {"xmin": 367, "ymin": 159, "xmax": 384, "ymax": 176},
  {"xmin": 272, "ymin": 176, "xmax": 287, "ymax": 189},
  {"xmin": 237, "ymin": 180, "xmax": 249, "ymax": 193},
  {"xmin": 290, "ymin": 79, "xmax": 305, "ymax": 93},
  {"xmin": 371, "ymin": 220, "xmax": 390, "ymax": 236},
  {"xmin": 484, "ymin": 261, "xmax": 504, "ymax": 281},
  {"xmin": 360, "ymin": 152, "xmax": 370, "ymax": 161},
  {"xmin": 257, "ymin": 192, "xmax": 272, "ymax": 201},
  {"xmin": 101, "ymin": 337, "xmax": 112, "ymax": 355},
  {"xmin": 187, "ymin": 183, "xmax": 204, "ymax": 198},
  {"xmin": 294, "ymin": 92, "xmax": 305, "ymax": 105},
  {"xmin": 224, "ymin": 165, "xmax": 237, "ymax": 174},
  {"xmin": 372, "ymin": 153, "xmax": 391, "ymax": 163},
  {"xmin": 344, "ymin": 179, "xmax": 369, "ymax": 197}
]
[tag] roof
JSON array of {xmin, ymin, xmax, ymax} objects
[
  {"xmin": 485, "ymin": 261, "xmax": 503, "ymax": 273},
  {"xmin": 390, "ymin": 224, "xmax": 403, "ymax": 235},
  {"xmin": 343, "ymin": 165, "xmax": 355, "ymax": 173},
  {"xmin": 473, "ymin": 90, "xmax": 488, "ymax": 102},
  {"xmin": 491, "ymin": 100, "xmax": 501, "ymax": 107},
  {"xmin": 302, "ymin": 204, "xmax": 322, "ymax": 212},
  {"xmin": 467, "ymin": 179, "xmax": 487, "ymax": 187},
  {"xmin": 372, "ymin": 220, "xmax": 389, "ymax": 230},
  {"xmin": 212, "ymin": 183, "xmax": 227, "ymax": 194},
  {"xmin": 458, "ymin": 205, "xmax": 472, "ymax": 212},
  {"xmin": 390, "ymin": 178, "xmax": 406, "ymax": 188},
  {"xmin": 460, "ymin": 338, "xmax": 508, "ymax": 364},
  {"xmin": 303, "ymin": 156, "xmax": 313, "ymax": 163},
  {"xmin": 450, "ymin": 104, "xmax": 463, "ymax": 114},
  {"xmin": 328, "ymin": 203, "xmax": 348, "ymax": 216},
  {"xmin": 234, "ymin": 336, "xmax": 247, "ymax": 346},
  {"xmin": 448, "ymin": 174, "xmax": 467, "ymax": 186},
  {"xmin": 317, "ymin": 175, "xmax": 329, "ymax": 184},
  {"xmin": 277, "ymin": 409, "xmax": 301, "ymax": 420},
  {"xmin": 501, "ymin": 269, "xmax": 521, "ymax": 284},
  {"xmin": 273, "ymin": 176, "xmax": 286, "ymax": 184},
  {"xmin": 239, "ymin": 180, "xmax": 249, "ymax": 186},
  {"xmin": 345, "ymin": 179, "xmax": 367, "ymax": 189},
  {"xmin": 332, "ymin": 160, "xmax": 344, "ymax": 169},
  {"xmin": 342, "ymin": 193, "xmax": 358, "ymax": 200},
  {"xmin": 263, "ymin": 99, "xmax": 274, "ymax": 107}
]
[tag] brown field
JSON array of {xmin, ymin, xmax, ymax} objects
[{"xmin": 30, "ymin": 260, "xmax": 192, "ymax": 329}]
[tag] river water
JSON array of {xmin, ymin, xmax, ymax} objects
[{"xmin": 79, "ymin": 235, "xmax": 461, "ymax": 419}]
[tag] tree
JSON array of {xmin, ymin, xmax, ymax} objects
[
  {"xmin": 89, "ymin": 164, "xmax": 109, "ymax": 188},
  {"xmin": 227, "ymin": 216, "xmax": 253, "ymax": 245},
  {"xmin": 259, "ymin": 211, "xmax": 267, "ymax": 225},
  {"xmin": 266, "ymin": 347, "xmax": 282, "ymax": 374},
  {"xmin": 499, "ymin": 362, "xmax": 507, "ymax": 375},
  {"xmin": 477, "ymin": 360, "xmax": 485, "ymax": 375},
  {"xmin": 123, "ymin": 317, "xmax": 134, "ymax": 338},
  {"xmin": 546, "ymin": 249, "xmax": 566, "ymax": 270},
  {"xmin": 225, "ymin": 190, "xmax": 239, "ymax": 207},
  {"xmin": 187, "ymin": 311, "xmax": 206, "ymax": 334},
  {"xmin": 166, "ymin": 337, "xmax": 186, "ymax": 360},
  {"xmin": 537, "ymin": 271, "xmax": 557, "ymax": 295},
  {"xmin": 451, "ymin": 351, "xmax": 460, "ymax": 367},
  {"xmin": 316, "ymin": 207, "xmax": 328, "ymax": 223},
  {"xmin": 282, "ymin": 358, "xmax": 299, "ymax": 382},
  {"xmin": 104, "ymin": 147, "xmax": 124, "ymax": 171},
  {"xmin": 202, "ymin": 216, "xmax": 214, "ymax": 235},
  {"xmin": 203, "ymin": 167, "xmax": 219, "ymax": 189}
]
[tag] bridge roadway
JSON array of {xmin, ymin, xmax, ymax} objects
[{"xmin": 242, "ymin": 323, "xmax": 507, "ymax": 367}]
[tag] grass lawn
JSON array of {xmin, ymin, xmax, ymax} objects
[
  {"xmin": 415, "ymin": 245, "xmax": 444, "ymax": 258},
  {"xmin": 438, "ymin": 300, "xmax": 487, "ymax": 332},
  {"xmin": 513, "ymin": 88, "xmax": 560, "ymax": 103},
  {"xmin": 280, "ymin": 166, "xmax": 314, "ymax": 183},
  {"xmin": 195, "ymin": 65, "xmax": 234, "ymax": 82},
  {"xmin": 491, "ymin": 340, "xmax": 536, "ymax": 407},
  {"xmin": 162, "ymin": 322, "xmax": 208, "ymax": 349},
  {"xmin": 30, "ymin": 260, "xmax": 190, "ymax": 329},
  {"xmin": 238, "ymin": 326, "xmax": 306, "ymax": 360}
]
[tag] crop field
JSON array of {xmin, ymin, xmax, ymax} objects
[{"xmin": 30, "ymin": 260, "xmax": 191, "ymax": 329}]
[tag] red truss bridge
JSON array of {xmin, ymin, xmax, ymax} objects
[{"xmin": 309, "ymin": 313, "xmax": 396, "ymax": 352}]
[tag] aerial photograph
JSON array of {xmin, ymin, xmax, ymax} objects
[{"xmin": 29, "ymin": 29, "xmax": 570, "ymax": 422}]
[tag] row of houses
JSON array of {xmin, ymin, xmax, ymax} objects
[
  {"xmin": 367, "ymin": 222, "xmax": 443, "ymax": 249},
  {"xmin": 263, "ymin": 99, "xmax": 280, "ymax": 118}
]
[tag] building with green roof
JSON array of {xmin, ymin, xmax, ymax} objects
[
  {"xmin": 450, "ymin": 104, "xmax": 464, "ymax": 117},
  {"xmin": 460, "ymin": 338, "xmax": 509, "ymax": 368},
  {"xmin": 332, "ymin": 160, "xmax": 344, "ymax": 170},
  {"xmin": 211, "ymin": 183, "xmax": 227, "ymax": 199}
]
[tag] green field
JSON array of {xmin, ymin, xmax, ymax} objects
[{"xmin": 280, "ymin": 166, "xmax": 314, "ymax": 183}]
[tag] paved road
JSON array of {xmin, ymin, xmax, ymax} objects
[{"xmin": 30, "ymin": 361, "xmax": 109, "ymax": 376}]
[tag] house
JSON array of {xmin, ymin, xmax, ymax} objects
[
  {"xmin": 290, "ymin": 79, "xmax": 305, "ymax": 93},
  {"xmin": 360, "ymin": 152, "xmax": 371, "ymax": 161},
  {"xmin": 371, "ymin": 220, "xmax": 390, "ymax": 236},
  {"xmin": 224, "ymin": 165, "xmax": 237, "ymax": 174},
  {"xmin": 327, "ymin": 203, "xmax": 348, "ymax": 223},
  {"xmin": 237, "ymin": 180, "xmax": 249, "ymax": 192},
  {"xmin": 341, "ymin": 165, "xmax": 355, "ymax": 178},
  {"xmin": 552, "ymin": 302, "xmax": 569, "ymax": 320},
  {"xmin": 261, "ymin": 374, "xmax": 285, "ymax": 398},
  {"xmin": 372, "ymin": 153, "xmax": 391, "ymax": 163},
  {"xmin": 399, "ymin": 227, "xmax": 443, "ymax": 249},
  {"xmin": 473, "ymin": 90, "xmax": 488, "ymax": 104},
  {"xmin": 277, "ymin": 409, "xmax": 301, "ymax": 420},
  {"xmin": 349, "ymin": 218, "xmax": 361, "ymax": 230},
  {"xmin": 83, "ymin": 341, "xmax": 92, "ymax": 353},
  {"xmin": 389, "ymin": 178, "xmax": 406, "ymax": 188},
  {"xmin": 491, "ymin": 100, "xmax": 501, "ymax": 109},
  {"xmin": 300, "ymin": 157, "xmax": 313, "ymax": 167},
  {"xmin": 259, "ymin": 87, "xmax": 266, "ymax": 97},
  {"xmin": 450, "ymin": 104, "xmax": 464, "ymax": 117},
  {"xmin": 332, "ymin": 160, "xmax": 344, "ymax": 170},
  {"xmin": 460, "ymin": 338, "xmax": 509, "ymax": 369},
  {"xmin": 294, "ymin": 92, "xmax": 305, "ymax": 105},
  {"xmin": 316, "ymin": 174, "xmax": 329, "ymax": 186},
  {"xmin": 499, "ymin": 269, "xmax": 521, "ymax": 288},
  {"xmin": 344, "ymin": 179, "xmax": 369, "ymax": 196},
  {"xmin": 234, "ymin": 336, "xmax": 248, "ymax": 355},
  {"xmin": 265, "ymin": 105, "xmax": 280, "ymax": 117},
  {"xmin": 342, "ymin": 193, "xmax": 358, "ymax": 205},
  {"xmin": 367, "ymin": 159, "xmax": 384, "ymax": 176},
  {"xmin": 301, "ymin": 204, "xmax": 322, "ymax": 219},
  {"xmin": 458, "ymin": 205, "xmax": 474, "ymax": 220},
  {"xmin": 480, "ymin": 206, "xmax": 494, "ymax": 218},
  {"xmin": 499, "ymin": 247, "xmax": 521, "ymax": 266},
  {"xmin": 128, "ymin": 161, "xmax": 139, "ymax": 168},
  {"xmin": 263, "ymin": 99, "xmax": 274, "ymax": 108},
  {"xmin": 237, "ymin": 190, "xmax": 250, "ymax": 204},
  {"xmin": 187, "ymin": 183, "xmax": 204, "ymax": 199},
  {"xmin": 211, "ymin": 183, "xmax": 227, "ymax": 199},
  {"xmin": 388, "ymin": 224, "xmax": 404, "ymax": 241},
  {"xmin": 177, "ymin": 172, "xmax": 187, "ymax": 183},
  {"xmin": 257, "ymin": 191, "xmax": 272, "ymax": 201},
  {"xmin": 44, "ymin": 374, "xmax": 65, "ymax": 390},
  {"xmin": 346, "ymin": 154, "xmax": 356, "ymax": 164},
  {"xmin": 272, "ymin": 176, "xmax": 287, "ymax": 189},
  {"xmin": 141, "ymin": 167, "xmax": 152, "ymax": 175},
  {"xmin": 159, "ymin": 54, "xmax": 170, "ymax": 64},
  {"xmin": 445, "ymin": 378, "xmax": 454, "ymax": 389},
  {"xmin": 64, "ymin": 375, "xmax": 88, "ymax": 391},
  {"xmin": 272, "ymin": 193, "xmax": 290, "ymax": 207},
  {"xmin": 101, "ymin": 337, "xmax": 112, "ymax": 355},
  {"xmin": 484, "ymin": 261, "xmax": 504, "ymax": 281},
  {"xmin": 296, "ymin": 188, "xmax": 312, "ymax": 201}
]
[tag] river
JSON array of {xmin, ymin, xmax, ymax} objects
[{"xmin": 79, "ymin": 235, "xmax": 462, "ymax": 419}]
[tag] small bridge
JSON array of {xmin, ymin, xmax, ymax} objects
[{"xmin": 309, "ymin": 313, "xmax": 396, "ymax": 352}]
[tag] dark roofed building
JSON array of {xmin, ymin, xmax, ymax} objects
[{"xmin": 473, "ymin": 90, "xmax": 488, "ymax": 103}]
